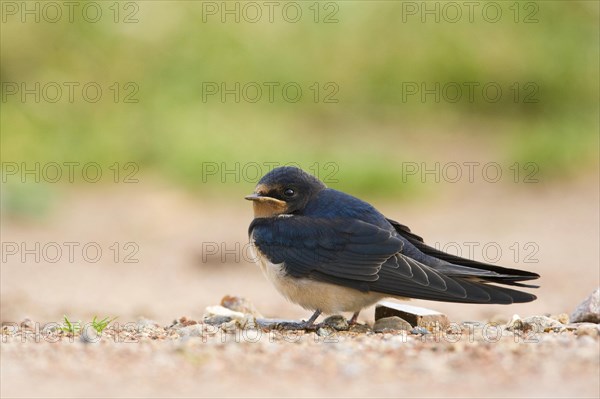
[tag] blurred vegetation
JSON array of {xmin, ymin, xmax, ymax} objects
[{"xmin": 1, "ymin": 1, "xmax": 598, "ymax": 213}]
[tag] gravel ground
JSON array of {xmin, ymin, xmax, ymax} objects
[{"xmin": 2, "ymin": 311, "xmax": 599, "ymax": 398}]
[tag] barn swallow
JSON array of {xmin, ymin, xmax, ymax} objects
[{"xmin": 246, "ymin": 166, "xmax": 539, "ymax": 329}]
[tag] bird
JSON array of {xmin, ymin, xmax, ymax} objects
[{"xmin": 245, "ymin": 166, "xmax": 539, "ymax": 329}]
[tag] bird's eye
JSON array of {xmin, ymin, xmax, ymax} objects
[{"xmin": 284, "ymin": 188, "xmax": 295, "ymax": 197}]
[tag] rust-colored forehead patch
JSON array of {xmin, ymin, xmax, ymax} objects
[{"xmin": 254, "ymin": 183, "xmax": 268, "ymax": 194}]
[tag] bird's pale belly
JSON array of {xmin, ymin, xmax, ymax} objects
[{"xmin": 251, "ymin": 244, "xmax": 385, "ymax": 314}]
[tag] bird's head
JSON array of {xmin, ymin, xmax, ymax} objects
[{"xmin": 245, "ymin": 166, "xmax": 326, "ymax": 218}]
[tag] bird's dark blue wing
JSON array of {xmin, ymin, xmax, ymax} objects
[{"xmin": 249, "ymin": 216, "xmax": 403, "ymax": 282}]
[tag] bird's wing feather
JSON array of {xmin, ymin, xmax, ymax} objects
[
  {"xmin": 386, "ymin": 218, "xmax": 540, "ymax": 286},
  {"xmin": 250, "ymin": 216, "xmax": 402, "ymax": 282},
  {"xmin": 373, "ymin": 256, "xmax": 536, "ymax": 304}
]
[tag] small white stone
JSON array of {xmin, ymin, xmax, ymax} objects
[{"xmin": 204, "ymin": 305, "xmax": 246, "ymax": 322}]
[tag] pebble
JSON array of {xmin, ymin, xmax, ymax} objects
[
  {"xmin": 575, "ymin": 323, "xmax": 600, "ymax": 338},
  {"xmin": 136, "ymin": 318, "xmax": 160, "ymax": 329},
  {"xmin": 177, "ymin": 317, "xmax": 198, "ymax": 327},
  {"xmin": 204, "ymin": 316, "xmax": 232, "ymax": 326},
  {"xmin": 220, "ymin": 295, "xmax": 263, "ymax": 318},
  {"xmin": 19, "ymin": 318, "xmax": 34, "ymax": 330},
  {"xmin": 570, "ymin": 288, "xmax": 600, "ymax": 323},
  {"xmin": 220, "ymin": 320, "xmax": 241, "ymax": 333},
  {"xmin": 506, "ymin": 315, "xmax": 565, "ymax": 333},
  {"xmin": 316, "ymin": 327, "xmax": 335, "ymax": 337},
  {"xmin": 322, "ymin": 315, "xmax": 349, "ymax": 331},
  {"xmin": 349, "ymin": 324, "xmax": 372, "ymax": 334},
  {"xmin": 410, "ymin": 326, "xmax": 430, "ymax": 335},
  {"xmin": 373, "ymin": 316, "xmax": 411, "ymax": 333},
  {"xmin": 375, "ymin": 301, "xmax": 449, "ymax": 328},
  {"xmin": 550, "ymin": 313, "xmax": 570, "ymax": 324},
  {"xmin": 204, "ymin": 305, "xmax": 247, "ymax": 322},
  {"xmin": 177, "ymin": 324, "xmax": 204, "ymax": 338}
]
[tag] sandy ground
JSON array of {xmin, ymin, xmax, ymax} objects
[{"xmin": 1, "ymin": 174, "xmax": 599, "ymax": 398}]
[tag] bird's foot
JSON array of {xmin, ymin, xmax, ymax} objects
[
  {"xmin": 347, "ymin": 311, "xmax": 361, "ymax": 325},
  {"xmin": 274, "ymin": 310, "xmax": 322, "ymax": 331}
]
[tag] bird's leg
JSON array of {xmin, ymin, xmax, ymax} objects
[
  {"xmin": 304, "ymin": 309, "xmax": 322, "ymax": 328},
  {"xmin": 275, "ymin": 310, "xmax": 322, "ymax": 331},
  {"xmin": 348, "ymin": 311, "xmax": 360, "ymax": 325}
]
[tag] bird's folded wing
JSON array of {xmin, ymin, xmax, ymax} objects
[
  {"xmin": 249, "ymin": 216, "xmax": 538, "ymax": 304},
  {"xmin": 249, "ymin": 217, "xmax": 403, "ymax": 282}
]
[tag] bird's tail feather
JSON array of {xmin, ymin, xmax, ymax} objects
[
  {"xmin": 386, "ymin": 218, "xmax": 541, "ymax": 285},
  {"xmin": 374, "ymin": 267, "xmax": 537, "ymax": 304}
]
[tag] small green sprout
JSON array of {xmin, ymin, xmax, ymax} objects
[
  {"xmin": 61, "ymin": 315, "xmax": 81, "ymax": 334},
  {"xmin": 91, "ymin": 316, "xmax": 117, "ymax": 334}
]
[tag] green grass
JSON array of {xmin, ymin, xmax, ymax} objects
[
  {"xmin": 60, "ymin": 315, "xmax": 116, "ymax": 336},
  {"xmin": 91, "ymin": 316, "xmax": 117, "ymax": 334},
  {"xmin": 60, "ymin": 315, "xmax": 81, "ymax": 335}
]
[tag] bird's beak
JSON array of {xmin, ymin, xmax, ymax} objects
[
  {"xmin": 245, "ymin": 193, "xmax": 288, "ymax": 218},
  {"xmin": 244, "ymin": 193, "xmax": 286, "ymax": 205},
  {"xmin": 245, "ymin": 193, "xmax": 263, "ymax": 201}
]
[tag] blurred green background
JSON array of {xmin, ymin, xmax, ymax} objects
[{"xmin": 1, "ymin": 1, "xmax": 598, "ymax": 212}]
